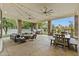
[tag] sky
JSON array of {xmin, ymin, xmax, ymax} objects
[{"xmin": 51, "ymin": 17, "xmax": 74, "ymax": 26}]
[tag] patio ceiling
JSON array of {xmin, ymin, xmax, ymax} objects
[{"xmin": 0, "ymin": 3, "xmax": 79, "ymax": 23}]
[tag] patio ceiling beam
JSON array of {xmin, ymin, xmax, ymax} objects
[
  {"xmin": 12, "ymin": 4, "xmax": 29, "ymax": 21},
  {"xmin": 13, "ymin": 4, "xmax": 42, "ymax": 23},
  {"xmin": 16, "ymin": 4, "xmax": 45, "ymax": 20},
  {"xmin": 1, "ymin": 3, "xmax": 79, "ymax": 23}
]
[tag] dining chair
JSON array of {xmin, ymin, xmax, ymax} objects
[{"xmin": 54, "ymin": 34, "xmax": 69, "ymax": 49}]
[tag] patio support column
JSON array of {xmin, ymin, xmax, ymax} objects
[
  {"xmin": 34, "ymin": 23, "xmax": 37, "ymax": 29},
  {"xmin": 36, "ymin": 23, "xmax": 38, "ymax": 30},
  {"xmin": 31, "ymin": 23, "xmax": 36, "ymax": 31},
  {"xmin": 0, "ymin": 9, "xmax": 2, "ymax": 38},
  {"xmin": 74, "ymin": 15, "xmax": 79, "ymax": 38},
  {"xmin": 17, "ymin": 19, "xmax": 22, "ymax": 34},
  {"xmin": 48, "ymin": 20, "xmax": 52, "ymax": 35},
  {"xmin": 31, "ymin": 23, "xmax": 33, "ymax": 31},
  {"xmin": 0, "ymin": 9, "xmax": 3, "ymax": 53}
]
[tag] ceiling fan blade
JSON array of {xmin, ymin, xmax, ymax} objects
[
  {"xmin": 40, "ymin": 8, "xmax": 44, "ymax": 12},
  {"xmin": 48, "ymin": 13, "xmax": 52, "ymax": 15},
  {"xmin": 49, "ymin": 11, "xmax": 54, "ymax": 13},
  {"xmin": 47, "ymin": 9, "xmax": 53, "ymax": 13},
  {"xmin": 44, "ymin": 7, "xmax": 47, "ymax": 12}
]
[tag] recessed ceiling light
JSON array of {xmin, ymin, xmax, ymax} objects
[{"xmin": 4, "ymin": 11, "xmax": 7, "ymax": 14}]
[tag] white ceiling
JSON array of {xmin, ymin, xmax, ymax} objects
[{"xmin": 0, "ymin": 3, "xmax": 79, "ymax": 23}]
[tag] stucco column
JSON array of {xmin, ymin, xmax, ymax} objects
[
  {"xmin": 0, "ymin": 9, "xmax": 3, "ymax": 53},
  {"xmin": 17, "ymin": 19, "xmax": 23, "ymax": 34},
  {"xmin": 74, "ymin": 15, "xmax": 79, "ymax": 38},
  {"xmin": 36, "ymin": 23, "xmax": 38, "ymax": 30},
  {"xmin": 31, "ymin": 23, "xmax": 34, "ymax": 31},
  {"xmin": 48, "ymin": 20, "xmax": 52, "ymax": 35},
  {"xmin": 31, "ymin": 23, "xmax": 37, "ymax": 29},
  {"xmin": 34, "ymin": 23, "xmax": 37, "ymax": 29},
  {"xmin": 0, "ymin": 9, "xmax": 2, "ymax": 38}
]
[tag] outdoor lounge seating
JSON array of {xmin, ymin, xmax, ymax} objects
[
  {"xmin": 10, "ymin": 33, "xmax": 26, "ymax": 43},
  {"xmin": 10, "ymin": 32, "xmax": 37, "ymax": 43},
  {"xmin": 22, "ymin": 32, "xmax": 37, "ymax": 39},
  {"xmin": 10, "ymin": 33, "xmax": 17, "ymax": 42},
  {"xmin": 15, "ymin": 35, "xmax": 26, "ymax": 43}
]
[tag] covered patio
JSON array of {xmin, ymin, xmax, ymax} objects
[
  {"xmin": 0, "ymin": 35, "xmax": 79, "ymax": 56},
  {"xmin": 0, "ymin": 3, "xmax": 79, "ymax": 56}
]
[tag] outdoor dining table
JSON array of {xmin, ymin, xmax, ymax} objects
[
  {"xmin": 50, "ymin": 34, "xmax": 71, "ymax": 47},
  {"xmin": 50, "ymin": 34, "xmax": 78, "ymax": 51}
]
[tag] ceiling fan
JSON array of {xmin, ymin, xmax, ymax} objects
[
  {"xmin": 40, "ymin": 7, "xmax": 54, "ymax": 16},
  {"xmin": 27, "ymin": 14, "xmax": 35, "ymax": 20}
]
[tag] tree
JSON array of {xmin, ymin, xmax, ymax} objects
[
  {"xmin": 37, "ymin": 22, "xmax": 43, "ymax": 29},
  {"xmin": 2, "ymin": 17, "xmax": 16, "ymax": 34},
  {"xmin": 52, "ymin": 24, "xmax": 55, "ymax": 34},
  {"xmin": 69, "ymin": 21, "xmax": 74, "ymax": 37},
  {"xmin": 23, "ymin": 21, "xmax": 32, "ymax": 29}
]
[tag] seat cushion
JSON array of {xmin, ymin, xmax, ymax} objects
[
  {"xmin": 69, "ymin": 38, "xmax": 78, "ymax": 44},
  {"xmin": 48, "ymin": 36, "xmax": 55, "ymax": 40}
]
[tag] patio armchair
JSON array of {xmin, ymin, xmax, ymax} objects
[{"xmin": 31, "ymin": 33, "xmax": 37, "ymax": 39}]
